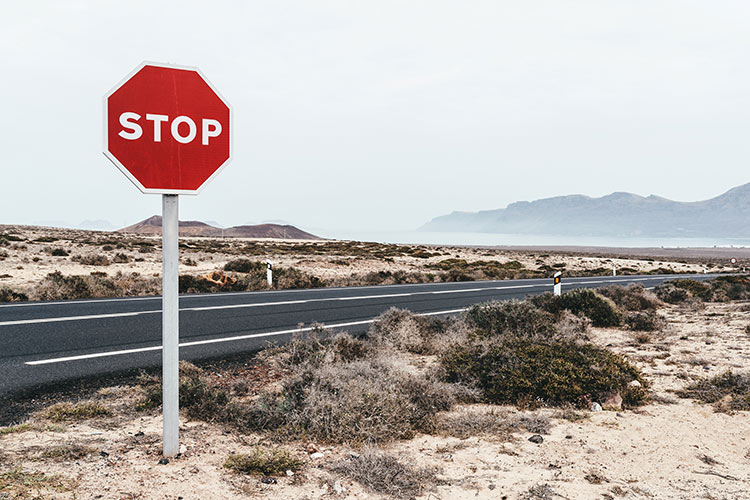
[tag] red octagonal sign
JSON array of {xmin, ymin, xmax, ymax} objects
[{"xmin": 104, "ymin": 62, "xmax": 232, "ymax": 194}]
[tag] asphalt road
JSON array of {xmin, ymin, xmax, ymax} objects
[{"xmin": 0, "ymin": 273, "xmax": 717, "ymax": 397}]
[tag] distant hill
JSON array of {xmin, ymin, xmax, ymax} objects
[
  {"xmin": 421, "ymin": 184, "xmax": 750, "ymax": 238},
  {"xmin": 118, "ymin": 216, "xmax": 320, "ymax": 240}
]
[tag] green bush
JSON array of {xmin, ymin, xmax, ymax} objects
[
  {"xmin": 531, "ymin": 289, "xmax": 622, "ymax": 327},
  {"xmin": 440, "ymin": 339, "xmax": 647, "ymax": 407},
  {"xmin": 464, "ymin": 300, "xmax": 557, "ymax": 339}
]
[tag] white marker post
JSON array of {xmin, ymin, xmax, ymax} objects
[
  {"xmin": 553, "ymin": 271, "xmax": 562, "ymax": 296},
  {"xmin": 267, "ymin": 260, "xmax": 273, "ymax": 287},
  {"xmin": 613, "ymin": 263, "xmax": 617, "ymax": 276},
  {"xmin": 161, "ymin": 194, "xmax": 180, "ymax": 457}
]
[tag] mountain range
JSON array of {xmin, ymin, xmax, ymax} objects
[
  {"xmin": 118, "ymin": 216, "xmax": 320, "ymax": 239},
  {"xmin": 421, "ymin": 183, "xmax": 750, "ymax": 238}
]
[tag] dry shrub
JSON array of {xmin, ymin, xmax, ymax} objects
[
  {"xmin": 0, "ymin": 287, "xmax": 28, "ymax": 302},
  {"xmin": 72, "ymin": 254, "xmax": 110, "ymax": 266},
  {"xmin": 38, "ymin": 444, "xmax": 96, "ymax": 461},
  {"xmin": 440, "ymin": 339, "xmax": 647, "ymax": 408},
  {"xmin": 224, "ymin": 447, "xmax": 303, "ymax": 476},
  {"xmin": 34, "ymin": 271, "xmax": 160, "ymax": 300},
  {"xmin": 274, "ymin": 330, "xmax": 374, "ymax": 370},
  {"xmin": 430, "ymin": 407, "xmax": 550, "ymax": 438},
  {"xmin": 625, "ymin": 311, "xmax": 667, "ymax": 332},
  {"xmin": 369, "ymin": 308, "xmax": 451, "ymax": 354},
  {"xmin": 678, "ymin": 371, "xmax": 750, "ymax": 412},
  {"xmin": 224, "ymin": 258, "xmax": 264, "ymax": 273},
  {"xmin": 531, "ymin": 289, "xmax": 622, "ymax": 327},
  {"xmin": 331, "ymin": 449, "xmax": 442, "ymax": 499},
  {"xmin": 599, "ymin": 284, "xmax": 662, "ymax": 311},
  {"xmin": 137, "ymin": 362, "xmax": 240, "ymax": 424},
  {"xmin": 245, "ymin": 357, "xmax": 458, "ymax": 445}
]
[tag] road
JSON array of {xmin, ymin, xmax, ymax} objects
[{"xmin": 0, "ymin": 273, "xmax": 716, "ymax": 397}]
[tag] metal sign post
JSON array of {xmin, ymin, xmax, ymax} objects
[
  {"xmin": 161, "ymin": 194, "xmax": 180, "ymax": 457},
  {"xmin": 104, "ymin": 62, "xmax": 232, "ymax": 457}
]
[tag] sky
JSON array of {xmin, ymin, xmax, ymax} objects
[{"xmin": 1, "ymin": 1, "xmax": 749, "ymax": 236}]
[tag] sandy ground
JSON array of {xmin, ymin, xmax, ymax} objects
[
  {"xmin": 1, "ymin": 303, "xmax": 749, "ymax": 499},
  {"xmin": 0, "ymin": 225, "xmax": 726, "ymax": 293}
]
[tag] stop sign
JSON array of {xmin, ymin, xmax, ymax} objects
[{"xmin": 104, "ymin": 62, "xmax": 232, "ymax": 194}]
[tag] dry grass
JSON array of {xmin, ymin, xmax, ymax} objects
[
  {"xmin": 223, "ymin": 447, "xmax": 304, "ymax": 476},
  {"xmin": 430, "ymin": 407, "xmax": 551, "ymax": 439},
  {"xmin": 43, "ymin": 402, "xmax": 110, "ymax": 422}
]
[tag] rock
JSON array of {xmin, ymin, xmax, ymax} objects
[
  {"xmin": 602, "ymin": 392, "xmax": 623, "ymax": 410},
  {"xmin": 591, "ymin": 402, "xmax": 603, "ymax": 412},
  {"xmin": 285, "ymin": 470, "xmax": 294, "ymax": 477},
  {"xmin": 158, "ymin": 458, "xmax": 169, "ymax": 465},
  {"xmin": 528, "ymin": 434, "xmax": 544, "ymax": 444},
  {"xmin": 488, "ymin": 484, "xmax": 496, "ymax": 490},
  {"xmin": 179, "ymin": 444, "xmax": 187, "ymax": 454},
  {"xmin": 261, "ymin": 477, "xmax": 277, "ymax": 484},
  {"xmin": 629, "ymin": 380, "xmax": 642, "ymax": 388},
  {"xmin": 99, "ymin": 451, "xmax": 109, "ymax": 457},
  {"xmin": 310, "ymin": 452, "xmax": 325, "ymax": 460},
  {"xmin": 306, "ymin": 443, "xmax": 319, "ymax": 454},
  {"xmin": 565, "ymin": 435, "xmax": 573, "ymax": 439},
  {"xmin": 134, "ymin": 431, "xmax": 145, "ymax": 437},
  {"xmin": 333, "ymin": 480, "xmax": 346, "ymax": 494}
]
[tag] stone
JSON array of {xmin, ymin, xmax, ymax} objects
[
  {"xmin": 591, "ymin": 402, "xmax": 603, "ymax": 412},
  {"xmin": 629, "ymin": 380, "xmax": 642, "ymax": 388},
  {"xmin": 333, "ymin": 480, "xmax": 346, "ymax": 494},
  {"xmin": 602, "ymin": 392, "xmax": 623, "ymax": 410},
  {"xmin": 310, "ymin": 452, "xmax": 325, "ymax": 460},
  {"xmin": 158, "ymin": 458, "xmax": 169, "ymax": 465},
  {"xmin": 528, "ymin": 434, "xmax": 544, "ymax": 444}
]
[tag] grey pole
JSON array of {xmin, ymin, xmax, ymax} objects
[{"xmin": 161, "ymin": 194, "xmax": 180, "ymax": 457}]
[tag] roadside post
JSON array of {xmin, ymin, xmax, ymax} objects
[
  {"xmin": 553, "ymin": 272, "xmax": 562, "ymax": 296},
  {"xmin": 103, "ymin": 62, "xmax": 232, "ymax": 456},
  {"xmin": 613, "ymin": 263, "xmax": 617, "ymax": 276},
  {"xmin": 267, "ymin": 260, "xmax": 273, "ymax": 287}
]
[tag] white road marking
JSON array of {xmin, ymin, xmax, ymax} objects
[
  {"xmin": 0, "ymin": 275, "xmax": 714, "ymax": 327},
  {"xmin": 24, "ymin": 308, "xmax": 468, "ymax": 365},
  {"xmin": 0, "ymin": 284, "xmax": 545, "ymax": 326}
]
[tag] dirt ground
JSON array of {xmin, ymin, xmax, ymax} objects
[
  {"xmin": 0, "ymin": 225, "xmax": 727, "ymax": 294},
  {"xmin": 1, "ymin": 301, "xmax": 749, "ymax": 499}
]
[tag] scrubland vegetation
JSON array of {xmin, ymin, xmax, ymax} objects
[
  {"xmin": 0, "ymin": 225, "xmax": 722, "ymax": 303},
  {"xmin": 2, "ymin": 272, "xmax": 750, "ymax": 497}
]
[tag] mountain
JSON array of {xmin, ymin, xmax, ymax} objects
[
  {"xmin": 420, "ymin": 184, "xmax": 750, "ymax": 238},
  {"xmin": 118, "ymin": 216, "xmax": 320, "ymax": 240}
]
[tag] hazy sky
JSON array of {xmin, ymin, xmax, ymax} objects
[{"xmin": 2, "ymin": 1, "xmax": 749, "ymax": 234}]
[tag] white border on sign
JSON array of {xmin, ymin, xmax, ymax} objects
[{"xmin": 102, "ymin": 61, "xmax": 234, "ymax": 195}]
